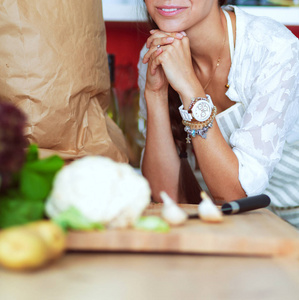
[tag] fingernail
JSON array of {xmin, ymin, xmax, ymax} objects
[
  {"xmin": 166, "ymin": 37, "xmax": 174, "ymax": 42},
  {"xmin": 176, "ymin": 33, "xmax": 183, "ymax": 38},
  {"xmin": 180, "ymin": 31, "xmax": 187, "ymax": 36},
  {"xmin": 150, "ymin": 29, "xmax": 156, "ymax": 34}
]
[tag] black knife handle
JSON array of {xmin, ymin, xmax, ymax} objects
[{"xmin": 221, "ymin": 194, "xmax": 271, "ymax": 215}]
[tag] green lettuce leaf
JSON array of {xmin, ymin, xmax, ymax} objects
[
  {"xmin": 53, "ymin": 207, "xmax": 105, "ymax": 232},
  {"xmin": 134, "ymin": 216, "xmax": 170, "ymax": 233}
]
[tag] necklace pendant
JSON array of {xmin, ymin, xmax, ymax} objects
[
  {"xmin": 225, "ymin": 84, "xmax": 230, "ymax": 88},
  {"xmin": 203, "ymin": 34, "xmax": 226, "ymax": 91}
]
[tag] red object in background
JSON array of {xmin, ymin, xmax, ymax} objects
[{"xmin": 105, "ymin": 22, "xmax": 149, "ymax": 105}]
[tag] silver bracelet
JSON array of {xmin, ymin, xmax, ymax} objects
[{"xmin": 184, "ymin": 119, "xmax": 214, "ymax": 143}]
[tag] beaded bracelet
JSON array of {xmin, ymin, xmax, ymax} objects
[
  {"xmin": 183, "ymin": 106, "xmax": 217, "ymax": 143},
  {"xmin": 184, "ymin": 119, "xmax": 215, "ymax": 143},
  {"xmin": 182, "ymin": 106, "xmax": 217, "ymax": 130}
]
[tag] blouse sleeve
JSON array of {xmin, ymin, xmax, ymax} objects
[
  {"xmin": 137, "ymin": 45, "xmax": 149, "ymax": 166},
  {"xmin": 137, "ymin": 45, "xmax": 149, "ymax": 125},
  {"xmin": 230, "ymin": 38, "xmax": 299, "ymax": 196}
]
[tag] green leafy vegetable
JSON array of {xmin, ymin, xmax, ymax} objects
[
  {"xmin": 25, "ymin": 143, "xmax": 39, "ymax": 163},
  {"xmin": 20, "ymin": 151, "xmax": 64, "ymax": 201},
  {"xmin": 53, "ymin": 207, "xmax": 105, "ymax": 232},
  {"xmin": 134, "ymin": 216, "xmax": 170, "ymax": 233},
  {"xmin": 0, "ymin": 144, "xmax": 64, "ymax": 228}
]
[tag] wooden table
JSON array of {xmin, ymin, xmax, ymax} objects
[
  {"xmin": 1, "ymin": 253, "xmax": 299, "ymax": 300},
  {"xmin": 1, "ymin": 206, "xmax": 299, "ymax": 300}
]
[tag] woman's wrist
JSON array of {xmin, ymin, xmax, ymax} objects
[
  {"xmin": 144, "ymin": 87, "xmax": 168, "ymax": 102},
  {"xmin": 177, "ymin": 78, "xmax": 205, "ymax": 108}
]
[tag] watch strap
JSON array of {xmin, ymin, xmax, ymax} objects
[{"xmin": 179, "ymin": 104, "xmax": 193, "ymax": 121}]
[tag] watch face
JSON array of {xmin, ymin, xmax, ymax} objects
[{"xmin": 192, "ymin": 100, "xmax": 212, "ymax": 122}]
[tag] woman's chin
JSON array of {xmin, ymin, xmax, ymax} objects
[
  {"xmin": 155, "ymin": 19, "xmax": 187, "ymax": 33},
  {"xmin": 159, "ymin": 25, "xmax": 185, "ymax": 33}
]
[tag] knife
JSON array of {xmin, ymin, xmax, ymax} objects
[{"xmin": 188, "ymin": 194, "xmax": 271, "ymax": 218}]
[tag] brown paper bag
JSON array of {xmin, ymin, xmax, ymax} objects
[{"xmin": 0, "ymin": 0, "xmax": 128, "ymax": 162}]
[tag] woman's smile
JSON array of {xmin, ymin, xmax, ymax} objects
[
  {"xmin": 157, "ymin": 6, "xmax": 188, "ymax": 17},
  {"xmin": 145, "ymin": 1, "xmax": 213, "ymax": 33}
]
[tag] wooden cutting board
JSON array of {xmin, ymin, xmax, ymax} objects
[{"xmin": 66, "ymin": 204, "xmax": 299, "ymax": 257}]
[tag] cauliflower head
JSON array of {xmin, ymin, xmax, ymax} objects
[{"xmin": 45, "ymin": 156, "xmax": 151, "ymax": 228}]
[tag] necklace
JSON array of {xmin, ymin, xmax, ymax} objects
[{"xmin": 203, "ymin": 20, "xmax": 227, "ymax": 91}]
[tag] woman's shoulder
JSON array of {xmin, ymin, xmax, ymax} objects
[
  {"xmin": 231, "ymin": 5, "xmax": 298, "ymax": 48},
  {"xmin": 230, "ymin": 5, "xmax": 298, "ymax": 72}
]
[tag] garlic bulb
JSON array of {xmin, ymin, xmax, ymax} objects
[
  {"xmin": 198, "ymin": 191, "xmax": 223, "ymax": 223},
  {"xmin": 160, "ymin": 191, "xmax": 188, "ymax": 226}
]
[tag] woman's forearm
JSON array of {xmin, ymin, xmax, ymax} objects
[
  {"xmin": 192, "ymin": 121, "xmax": 246, "ymax": 202},
  {"xmin": 141, "ymin": 91, "xmax": 181, "ymax": 202}
]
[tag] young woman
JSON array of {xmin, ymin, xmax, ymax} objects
[{"xmin": 137, "ymin": 1, "xmax": 299, "ymax": 227}]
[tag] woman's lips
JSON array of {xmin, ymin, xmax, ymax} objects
[{"xmin": 157, "ymin": 6, "xmax": 187, "ymax": 17}]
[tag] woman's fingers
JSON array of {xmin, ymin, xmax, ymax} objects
[
  {"xmin": 143, "ymin": 30, "xmax": 187, "ymax": 64},
  {"xmin": 143, "ymin": 36, "xmax": 174, "ymax": 64},
  {"xmin": 146, "ymin": 35, "xmax": 197, "ymax": 98},
  {"xmin": 146, "ymin": 31, "xmax": 186, "ymax": 49},
  {"xmin": 149, "ymin": 29, "xmax": 186, "ymax": 38},
  {"xmin": 149, "ymin": 47, "xmax": 163, "ymax": 75}
]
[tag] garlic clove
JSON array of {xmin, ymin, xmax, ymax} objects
[
  {"xmin": 198, "ymin": 191, "xmax": 223, "ymax": 223},
  {"xmin": 160, "ymin": 191, "xmax": 188, "ymax": 226}
]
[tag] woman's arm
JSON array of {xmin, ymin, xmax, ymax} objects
[
  {"xmin": 141, "ymin": 89, "xmax": 181, "ymax": 202},
  {"xmin": 140, "ymin": 34, "xmax": 184, "ymax": 203},
  {"xmin": 191, "ymin": 121, "xmax": 246, "ymax": 202}
]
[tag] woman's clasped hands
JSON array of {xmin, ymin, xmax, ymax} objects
[{"xmin": 142, "ymin": 29, "xmax": 201, "ymax": 101}]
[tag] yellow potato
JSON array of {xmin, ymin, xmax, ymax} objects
[
  {"xmin": 0, "ymin": 227, "xmax": 49, "ymax": 271},
  {"xmin": 26, "ymin": 221, "xmax": 66, "ymax": 260}
]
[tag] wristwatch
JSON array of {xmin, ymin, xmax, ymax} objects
[{"xmin": 179, "ymin": 95, "xmax": 214, "ymax": 122}]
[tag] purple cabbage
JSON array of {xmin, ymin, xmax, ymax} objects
[{"xmin": 0, "ymin": 102, "xmax": 27, "ymax": 191}]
